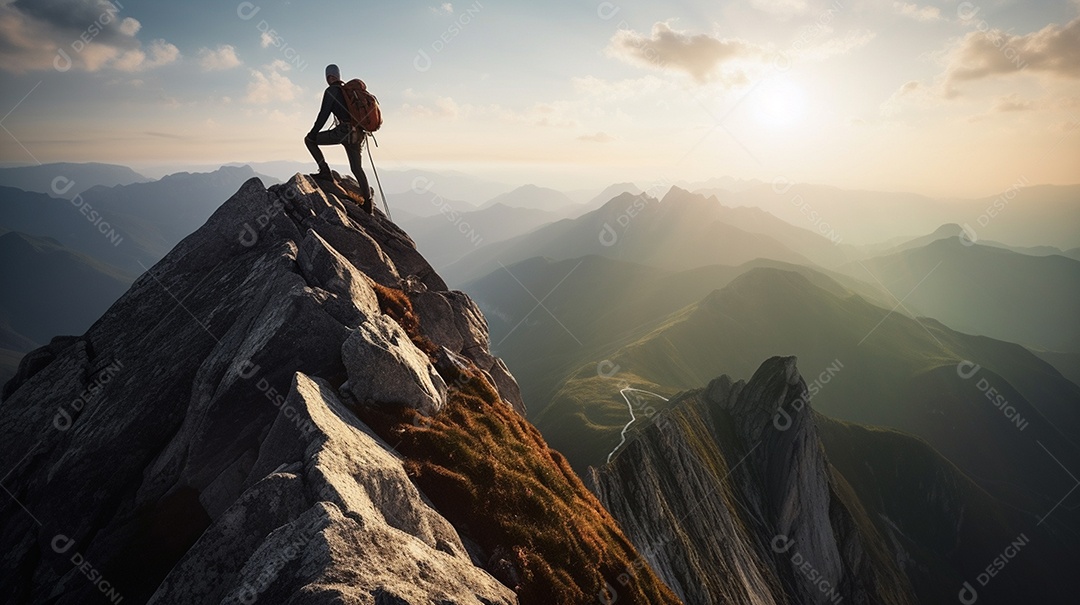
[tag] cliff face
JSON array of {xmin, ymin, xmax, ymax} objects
[
  {"xmin": 0, "ymin": 174, "xmax": 676, "ymax": 604},
  {"xmin": 592, "ymin": 356, "xmax": 917, "ymax": 605}
]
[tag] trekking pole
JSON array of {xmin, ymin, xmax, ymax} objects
[{"xmin": 363, "ymin": 132, "xmax": 392, "ymax": 221}]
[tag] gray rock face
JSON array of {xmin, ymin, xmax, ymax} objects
[
  {"xmin": 0, "ymin": 174, "xmax": 520, "ymax": 604},
  {"xmin": 342, "ymin": 315, "xmax": 448, "ymax": 415},
  {"xmin": 591, "ymin": 356, "xmax": 916, "ymax": 605}
]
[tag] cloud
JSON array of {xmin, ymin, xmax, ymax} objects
[
  {"xmin": 750, "ymin": 0, "xmax": 809, "ymax": 18},
  {"xmin": 259, "ymin": 31, "xmax": 274, "ymax": 48},
  {"xmin": 198, "ymin": 44, "xmax": 241, "ymax": 71},
  {"xmin": 577, "ymin": 131, "xmax": 615, "ymax": 143},
  {"xmin": 0, "ymin": 0, "xmax": 179, "ymax": 73},
  {"xmin": 893, "ymin": 2, "xmax": 942, "ymax": 22},
  {"xmin": 945, "ymin": 17, "xmax": 1080, "ymax": 88},
  {"xmin": 111, "ymin": 39, "xmax": 180, "ymax": 72},
  {"xmin": 607, "ymin": 21, "xmax": 774, "ymax": 84},
  {"xmin": 882, "ymin": 17, "xmax": 1080, "ymax": 115},
  {"xmin": 431, "ymin": 3, "xmax": 454, "ymax": 14},
  {"xmin": 401, "ymin": 96, "xmax": 462, "ymax": 119},
  {"xmin": 245, "ymin": 60, "xmax": 303, "ymax": 104},
  {"xmin": 794, "ymin": 30, "xmax": 876, "ymax": 62}
]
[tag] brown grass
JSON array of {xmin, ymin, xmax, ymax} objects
[
  {"xmin": 357, "ymin": 355, "xmax": 682, "ymax": 604},
  {"xmin": 370, "ymin": 282, "xmax": 439, "ymax": 357}
]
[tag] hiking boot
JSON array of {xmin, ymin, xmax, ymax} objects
[{"xmin": 311, "ymin": 165, "xmax": 333, "ymax": 181}]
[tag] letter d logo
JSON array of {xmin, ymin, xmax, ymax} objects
[{"xmin": 958, "ymin": 581, "xmax": 978, "ymax": 604}]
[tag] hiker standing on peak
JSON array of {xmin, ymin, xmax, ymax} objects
[{"xmin": 304, "ymin": 64, "xmax": 371, "ymax": 200}]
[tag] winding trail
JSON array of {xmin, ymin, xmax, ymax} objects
[{"xmin": 607, "ymin": 387, "xmax": 671, "ymax": 464}]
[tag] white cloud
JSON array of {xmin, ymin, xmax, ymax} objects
[
  {"xmin": 245, "ymin": 61, "xmax": 303, "ymax": 104},
  {"xmin": 893, "ymin": 2, "xmax": 942, "ymax": 22},
  {"xmin": 112, "ymin": 39, "xmax": 181, "ymax": 72},
  {"xmin": 118, "ymin": 17, "xmax": 141, "ymax": 36},
  {"xmin": 260, "ymin": 31, "xmax": 274, "ymax": 48},
  {"xmin": 945, "ymin": 17, "xmax": 1080, "ymax": 88},
  {"xmin": 0, "ymin": 2, "xmax": 178, "ymax": 73},
  {"xmin": 198, "ymin": 45, "xmax": 242, "ymax": 71},
  {"xmin": 431, "ymin": 3, "xmax": 454, "ymax": 14},
  {"xmin": 881, "ymin": 16, "xmax": 1080, "ymax": 116},
  {"xmin": 607, "ymin": 21, "xmax": 775, "ymax": 85}
]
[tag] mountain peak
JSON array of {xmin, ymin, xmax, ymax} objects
[{"xmin": 0, "ymin": 172, "xmax": 681, "ymax": 604}]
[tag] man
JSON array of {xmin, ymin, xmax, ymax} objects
[{"xmin": 304, "ymin": 64, "xmax": 370, "ymax": 201}]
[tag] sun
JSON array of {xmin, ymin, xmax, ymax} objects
[{"xmin": 753, "ymin": 77, "xmax": 807, "ymax": 128}]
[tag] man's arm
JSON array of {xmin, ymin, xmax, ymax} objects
[{"xmin": 308, "ymin": 88, "xmax": 333, "ymax": 137}]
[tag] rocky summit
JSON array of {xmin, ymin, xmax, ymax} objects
[{"xmin": 0, "ymin": 174, "xmax": 677, "ymax": 604}]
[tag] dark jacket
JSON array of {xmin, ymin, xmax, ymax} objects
[{"xmin": 309, "ymin": 82, "xmax": 351, "ymax": 136}]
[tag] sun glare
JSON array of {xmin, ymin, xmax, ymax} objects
[{"xmin": 753, "ymin": 78, "xmax": 807, "ymax": 128}]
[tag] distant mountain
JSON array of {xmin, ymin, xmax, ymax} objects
[
  {"xmin": 704, "ymin": 182, "xmax": 1080, "ymax": 250},
  {"xmin": 696, "ymin": 183, "xmax": 950, "ymax": 245},
  {"xmin": 873, "ymin": 223, "xmax": 1080, "ymax": 259},
  {"xmin": 957, "ymin": 184, "xmax": 1080, "ymax": 250},
  {"xmin": 537, "ymin": 268, "xmax": 1080, "ymax": 533},
  {"xmin": 0, "ymin": 231, "xmax": 134, "ymax": 387},
  {"xmin": 843, "ymin": 237, "xmax": 1080, "ymax": 353},
  {"xmin": 582, "ymin": 182, "xmax": 642, "ymax": 211},
  {"xmin": 383, "ymin": 188, "xmax": 478, "ymax": 218},
  {"xmin": 398, "ymin": 202, "xmax": 557, "ymax": 269},
  {"xmin": 0, "ymin": 231, "xmax": 134, "ymax": 337},
  {"xmin": 480, "ymin": 184, "xmax": 579, "ymax": 213},
  {"xmin": 0, "ymin": 165, "xmax": 273, "ymax": 273},
  {"xmin": 464, "ymin": 254, "xmax": 895, "ymax": 411},
  {"xmin": 0, "ymin": 319, "xmax": 36, "ymax": 387},
  {"xmin": 0, "ymin": 162, "xmax": 149, "ymax": 195},
  {"xmin": 221, "ymin": 164, "xmax": 512, "ymax": 204},
  {"xmin": 442, "ymin": 187, "xmax": 813, "ymax": 285}
]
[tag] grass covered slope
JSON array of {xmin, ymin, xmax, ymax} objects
[{"xmin": 356, "ymin": 285, "xmax": 681, "ymax": 605}]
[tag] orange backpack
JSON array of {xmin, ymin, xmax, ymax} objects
[{"xmin": 341, "ymin": 79, "xmax": 382, "ymax": 133}]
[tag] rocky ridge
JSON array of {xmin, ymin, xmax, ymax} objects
[
  {"xmin": 0, "ymin": 173, "xmax": 672, "ymax": 604},
  {"xmin": 592, "ymin": 356, "xmax": 917, "ymax": 605}
]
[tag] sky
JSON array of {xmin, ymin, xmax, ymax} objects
[{"xmin": 0, "ymin": 0, "xmax": 1078, "ymax": 197}]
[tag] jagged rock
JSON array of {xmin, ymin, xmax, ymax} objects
[
  {"xmin": 410, "ymin": 290, "xmax": 525, "ymax": 414},
  {"xmin": 0, "ymin": 174, "xmax": 523, "ymax": 603},
  {"xmin": 150, "ymin": 373, "xmax": 513, "ymax": 605},
  {"xmin": 341, "ymin": 315, "xmax": 447, "ymax": 415},
  {"xmin": 592, "ymin": 356, "xmax": 917, "ymax": 605}
]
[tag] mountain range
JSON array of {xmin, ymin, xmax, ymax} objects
[{"xmin": 1, "ymin": 162, "xmax": 1077, "ymax": 602}]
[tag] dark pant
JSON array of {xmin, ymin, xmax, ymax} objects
[{"xmin": 305, "ymin": 123, "xmax": 370, "ymax": 195}]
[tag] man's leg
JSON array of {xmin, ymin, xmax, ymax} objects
[
  {"xmin": 343, "ymin": 142, "xmax": 370, "ymax": 199},
  {"xmin": 304, "ymin": 129, "xmax": 342, "ymax": 176}
]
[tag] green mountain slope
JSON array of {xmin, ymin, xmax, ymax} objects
[{"xmin": 842, "ymin": 237, "xmax": 1080, "ymax": 353}]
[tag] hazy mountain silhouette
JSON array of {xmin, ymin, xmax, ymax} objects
[
  {"xmin": 535, "ymin": 268, "xmax": 1080, "ymax": 530},
  {"xmin": 398, "ymin": 202, "xmax": 558, "ymax": 269},
  {"xmin": 466, "ymin": 254, "xmax": 895, "ymax": 411},
  {"xmin": 442, "ymin": 187, "xmax": 813, "ymax": 285},
  {"xmin": 844, "ymin": 237, "xmax": 1080, "ymax": 354},
  {"xmin": 0, "ymin": 162, "xmax": 149, "ymax": 195},
  {"xmin": 873, "ymin": 223, "xmax": 1080, "ymax": 259},
  {"xmin": 0, "ymin": 165, "xmax": 276, "ymax": 273},
  {"xmin": 699, "ymin": 182, "xmax": 1080, "ymax": 249},
  {"xmin": 0, "ymin": 231, "xmax": 133, "ymax": 385},
  {"xmin": 480, "ymin": 184, "xmax": 580, "ymax": 213},
  {"xmin": 581, "ymin": 182, "xmax": 642, "ymax": 211}
]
